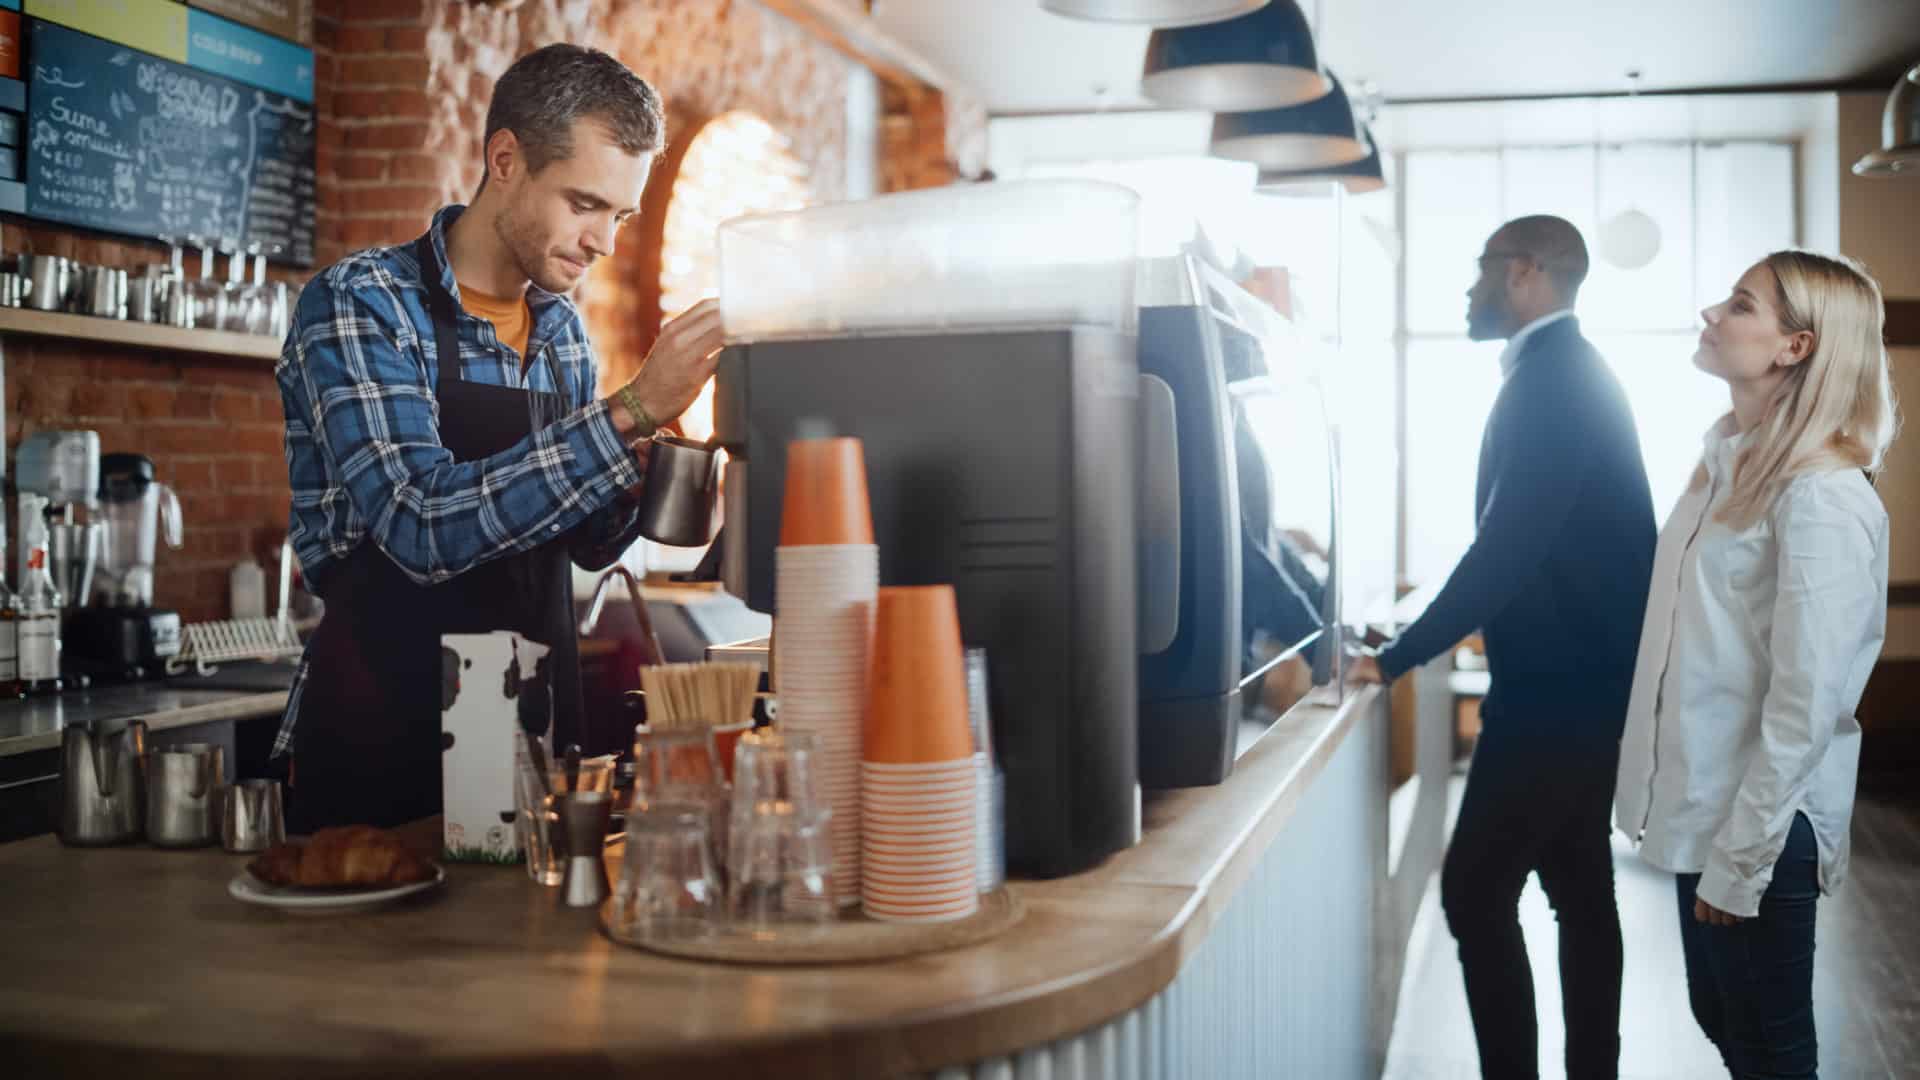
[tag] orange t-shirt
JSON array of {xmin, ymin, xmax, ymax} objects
[{"xmin": 456, "ymin": 280, "xmax": 532, "ymax": 370}]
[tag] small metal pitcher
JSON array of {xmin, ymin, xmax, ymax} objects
[
  {"xmin": 128, "ymin": 271, "xmax": 161, "ymax": 323},
  {"xmin": 147, "ymin": 743, "xmax": 225, "ymax": 848},
  {"xmin": 635, "ymin": 435, "xmax": 721, "ymax": 547},
  {"xmin": 58, "ymin": 719, "xmax": 148, "ymax": 846},
  {"xmin": 220, "ymin": 779, "xmax": 285, "ymax": 853},
  {"xmin": 26, "ymin": 255, "xmax": 68, "ymax": 312}
]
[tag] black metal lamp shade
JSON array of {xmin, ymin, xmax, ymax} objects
[
  {"xmin": 1140, "ymin": 0, "xmax": 1329, "ymax": 111},
  {"xmin": 1255, "ymin": 125, "xmax": 1386, "ymax": 196},
  {"xmin": 1210, "ymin": 72, "xmax": 1368, "ymax": 171}
]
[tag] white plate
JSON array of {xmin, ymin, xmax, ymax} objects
[{"xmin": 228, "ymin": 865, "xmax": 446, "ymax": 915}]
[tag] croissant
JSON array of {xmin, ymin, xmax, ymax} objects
[
  {"xmin": 248, "ymin": 841, "xmax": 304, "ymax": 886},
  {"xmin": 249, "ymin": 826, "xmax": 435, "ymax": 888}
]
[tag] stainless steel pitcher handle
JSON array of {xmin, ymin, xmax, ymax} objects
[
  {"xmin": 158, "ymin": 482, "xmax": 184, "ymax": 550},
  {"xmin": 190, "ymin": 753, "xmax": 211, "ymax": 800},
  {"xmin": 89, "ymin": 727, "xmax": 116, "ymax": 801}
]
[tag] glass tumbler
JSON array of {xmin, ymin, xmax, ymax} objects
[
  {"xmin": 514, "ymin": 747, "xmax": 612, "ymax": 886},
  {"xmin": 726, "ymin": 803, "xmax": 836, "ymax": 935},
  {"xmin": 607, "ymin": 802, "xmax": 723, "ymax": 942},
  {"xmin": 631, "ymin": 727, "xmax": 730, "ymax": 872},
  {"xmin": 727, "ymin": 729, "xmax": 824, "ymax": 827},
  {"xmin": 630, "ymin": 728, "xmax": 725, "ymax": 806}
]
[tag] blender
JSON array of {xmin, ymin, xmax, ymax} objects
[
  {"xmin": 13, "ymin": 430, "xmax": 102, "ymax": 598},
  {"xmin": 65, "ymin": 453, "xmax": 183, "ymax": 681},
  {"xmin": 13, "ymin": 430, "xmax": 104, "ymax": 693}
]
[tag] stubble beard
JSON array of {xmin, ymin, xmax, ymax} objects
[{"xmin": 492, "ymin": 204, "xmax": 564, "ymax": 294}]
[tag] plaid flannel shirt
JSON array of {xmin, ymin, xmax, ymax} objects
[{"xmin": 272, "ymin": 206, "xmax": 644, "ymax": 756}]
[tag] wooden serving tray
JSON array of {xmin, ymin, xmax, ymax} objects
[{"xmin": 600, "ymin": 886, "xmax": 1023, "ymax": 965}]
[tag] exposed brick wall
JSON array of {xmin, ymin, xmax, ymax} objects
[
  {"xmin": 0, "ymin": 0, "xmax": 348, "ymax": 625},
  {"xmin": 4, "ymin": 0, "xmax": 966, "ymax": 624},
  {"xmin": 3, "ymin": 336, "xmax": 288, "ymax": 623},
  {"xmin": 880, "ymin": 81, "xmax": 984, "ymax": 193},
  {"xmin": 309, "ymin": 0, "xmax": 869, "ymax": 386}
]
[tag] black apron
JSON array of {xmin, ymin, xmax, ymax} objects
[{"xmin": 288, "ymin": 233, "xmax": 585, "ymax": 832}]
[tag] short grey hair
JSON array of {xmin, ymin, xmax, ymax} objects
[
  {"xmin": 1496, "ymin": 215, "xmax": 1591, "ymax": 302},
  {"xmin": 483, "ymin": 43, "xmax": 665, "ymax": 176}
]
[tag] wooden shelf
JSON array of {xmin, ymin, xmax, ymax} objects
[
  {"xmin": 0, "ymin": 306, "xmax": 281, "ymax": 361},
  {"xmin": 757, "ymin": 0, "xmax": 973, "ymax": 94}
]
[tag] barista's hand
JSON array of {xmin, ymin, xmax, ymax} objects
[
  {"xmin": 609, "ymin": 298, "xmax": 724, "ymax": 440},
  {"xmin": 1346, "ymin": 654, "xmax": 1386, "ymax": 686}
]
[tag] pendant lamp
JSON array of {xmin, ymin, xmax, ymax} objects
[
  {"xmin": 1598, "ymin": 209, "xmax": 1662, "ymax": 270},
  {"xmin": 1255, "ymin": 125, "xmax": 1385, "ymax": 196},
  {"xmin": 1040, "ymin": 0, "xmax": 1267, "ymax": 28},
  {"xmin": 1141, "ymin": 0, "xmax": 1329, "ymax": 111},
  {"xmin": 1212, "ymin": 72, "xmax": 1367, "ymax": 171},
  {"xmin": 1853, "ymin": 61, "xmax": 1920, "ymax": 177}
]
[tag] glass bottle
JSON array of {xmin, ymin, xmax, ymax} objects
[
  {"xmin": 17, "ymin": 536, "xmax": 62, "ymax": 695},
  {"xmin": 0, "ymin": 573, "xmax": 21, "ymax": 699}
]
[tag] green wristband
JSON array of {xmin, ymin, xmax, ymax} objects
[{"xmin": 616, "ymin": 383, "xmax": 657, "ymax": 439}]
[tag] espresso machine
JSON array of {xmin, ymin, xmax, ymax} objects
[
  {"xmin": 710, "ymin": 182, "xmax": 1146, "ymax": 878},
  {"xmin": 65, "ymin": 453, "xmax": 183, "ymax": 681},
  {"xmin": 1132, "ymin": 256, "xmax": 1341, "ymax": 789}
]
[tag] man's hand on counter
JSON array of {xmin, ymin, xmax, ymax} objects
[
  {"xmin": 608, "ymin": 298, "xmax": 726, "ymax": 443},
  {"xmin": 1346, "ymin": 654, "xmax": 1386, "ymax": 686}
]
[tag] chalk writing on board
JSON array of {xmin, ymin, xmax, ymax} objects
[{"xmin": 25, "ymin": 19, "xmax": 317, "ymax": 265}]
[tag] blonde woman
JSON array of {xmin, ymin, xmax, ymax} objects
[{"xmin": 1616, "ymin": 251, "xmax": 1897, "ymax": 1079}]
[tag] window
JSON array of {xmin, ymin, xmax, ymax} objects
[
  {"xmin": 657, "ymin": 111, "xmax": 813, "ymax": 442},
  {"xmin": 1401, "ymin": 140, "xmax": 1796, "ymax": 587}
]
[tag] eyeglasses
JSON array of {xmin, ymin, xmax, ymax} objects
[{"xmin": 1476, "ymin": 250, "xmax": 1534, "ymax": 271}]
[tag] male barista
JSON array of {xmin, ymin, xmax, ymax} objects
[{"xmin": 273, "ymin": 44, "xmax": 723, "ymax": 831}]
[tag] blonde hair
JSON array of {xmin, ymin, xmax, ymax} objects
[{"xmin": 1700, "ymin": 250, "xmax": 1899, "ymax": 529}]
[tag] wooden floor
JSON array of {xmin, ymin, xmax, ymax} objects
[{"xmin": 1383, "ymin": 772, "xmax": 1920, "ymax": 1080}]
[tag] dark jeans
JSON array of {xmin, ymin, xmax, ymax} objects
[
  {"xmin": 1676, "ymin": 811, "xmax": 1820, "ymax": 1079},
  {"xmin": 1442, "ymin": 733, "xmax": 1623, "ymax": 1080}
]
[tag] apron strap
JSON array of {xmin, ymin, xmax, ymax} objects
[
  {"xmin": 410, "ymin": 227, "xmax": 588, "ymax": 753},
  {"xmin": 414, "ymin": 234, "xmax": 465, "ymax": 390}
]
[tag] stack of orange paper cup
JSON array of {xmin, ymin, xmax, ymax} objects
[
  {"xmin": 860, "ymin": 585, "xmax": 980, "ymax": 923},
  {"xmin": 772, "ymin": 437, "xmax": 877, "ymax": 906}
]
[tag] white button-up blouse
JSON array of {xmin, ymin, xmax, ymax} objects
[{"xmin": 1615, "ymin": 419, "xmax": 1889, "ymax": 917}]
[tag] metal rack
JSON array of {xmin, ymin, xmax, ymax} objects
[
  {"xmin": 165, "ymin": 616, "xmax": 303, "ymax": 676},
  {"xmin": 165, "ymin": 543, "xmax": 307, "ymax": 675}
]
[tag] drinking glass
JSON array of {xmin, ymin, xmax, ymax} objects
[
  {"xmin": 513, "ymin": 750, "xmax": 562, "ymax": 885},
  {"xmin": 728, "ymin": 729, "xmax": 823, "ymax": 826},
  {"xmin": 631, "ymin": 727, "xmax": 730, "ymax": 869},
  {"xmin": 514, "ymin": 747, "xmax": 612, "ymax": 886},
  {"xmin": 607, "ymin": 802, "xmax": 722, "ymax": 942},
  {"xmin": 725, "ymin": 804, "xmax": 836, "ymax": 934},
  {"xmin": 630, "ymin": 728, "xmax": 725, "ymax": 806}
]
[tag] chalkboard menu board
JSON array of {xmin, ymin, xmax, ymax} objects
[{"xmin": 24, "ymin": 19, "xmax": 315, "ymax": 264}]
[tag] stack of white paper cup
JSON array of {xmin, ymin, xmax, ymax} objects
[
  {"xmin": 859, "ymin": 585, "xmax": 980, "ymax": 923},
  {"xmin": 773, "ymin": 436, "xmax": 878, "ymax": 908},
  {"xmin": 861, "ymin": 758, "xmax": 981, "ymax": 922},
  {"xmin": 773, "ymin": 544, "xmax": 876, "ymax": 905}
]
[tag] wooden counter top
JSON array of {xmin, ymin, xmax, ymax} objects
[{"xmin": 0, "ymin": 687, "xmax": 1378, "ymax": 1078}]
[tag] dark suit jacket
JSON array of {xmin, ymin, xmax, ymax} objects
[{"xmin": 1380, "ymin": 316, "xmax": 1656, "ymax": 746}]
